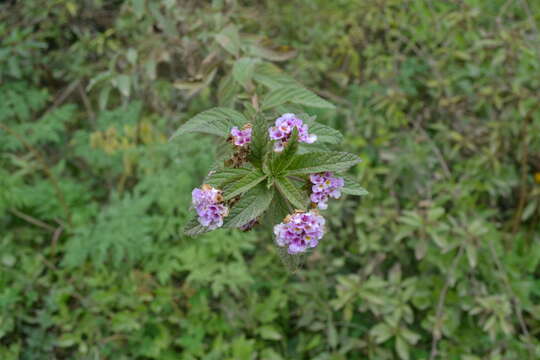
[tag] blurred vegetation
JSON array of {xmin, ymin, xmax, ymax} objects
[{"xmin": 1, "ymin": 0, "xmax": 540, "ymax": 359}]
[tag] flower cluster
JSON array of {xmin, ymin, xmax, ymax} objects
[
  {"xmin": 309, "ymin": 172, "xmax": 344, "ymax": 209},
  {"xmin": 268, "ymin": 113, "xmax": 317, "ymax": 152},
  {"xmin": 191, "ymin": 184, "xmax": 228, "ymax": 229},
  {"xmin": 230, "ymin": 125, "xmax": 252, "ymax": 147},
  {"xmin": 274, "ymin": 211, "xmax": 325, "ymax": 254}
]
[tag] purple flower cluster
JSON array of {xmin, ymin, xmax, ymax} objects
[
  {"xmin": 191, "ymin": 184, "xmax": 228, "ymax": 229},
  {"xmin": 268, "ymin": 113, "xmax": 317, "ymax": 152},
  {"xmin": 274, "ymin": 211, "xmax": 325, "ymax": 254},
  {"xmin": 230, "ymin": 125, "xmax": 252, "ymax": 147},
  {"xmin": 309, "ymin": 172, "xmax": 344, "ymax": 210}
]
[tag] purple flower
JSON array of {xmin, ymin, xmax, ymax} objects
[
  {"xmin": 192, "ymin": 184, "xmax": 228, "ymax": 229},
  {"xmin": 268, "ymin": 113, "xmax": 317, "ymax": 152},
  {"xmin": 230, "ymin": 125, "xmax": 252, "ymax": 147},
  {"xmin": 274, "ymin": 211, "xmax": 326, "ymax": 254},
  {"xmin": 309, "ymin": 172, "xmax": 344, "ymax": 210}
]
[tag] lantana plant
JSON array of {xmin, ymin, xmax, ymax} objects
[{"xmin": 172, "ymin": 61, "xmax": 367, "ymax": 256}]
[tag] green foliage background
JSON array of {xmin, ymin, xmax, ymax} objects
[{"xmin": 2, "ymin": 0, "xmax": 540, "ymax": 359}]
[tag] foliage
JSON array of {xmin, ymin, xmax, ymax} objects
[{"xmin": 1, "ymin": 0, "xmax": 540, "ymax": 359}]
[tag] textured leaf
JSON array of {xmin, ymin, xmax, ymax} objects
[
  {"xmin": 217, "ymin": 74, "xmax": 240, "ymax": 107},
  {"xmin": 266, "ymin": 190, "xmax": 291, "ymax": 226},
  {"xmin": 222, "ymin": 169, "xmax": 267, "ymax": 200},
  {"xmin": 341, "ymin": 174, "xmax": 368, "ymax": 196},
  {"xmin": 271, "ymin": 128, "xmax": 298, "ymax": 175},
  {"xmin": 206, "ymin": 167, "xmax": 253, "ymax": 188},
  {"xmin": 215, "ymin": 25, "xmax": 240, "ymax": 56},
  {"xmin": 308, "ymin": 122, "xmax": 343, "ymax": 144},
  {"xmin": 253, "ymin": 62, "xmax": 299, "ymax": 90},
  {"xmin": 232, "ymin": 58, "xmax": 257, "ymax": 87},
  {"xmin": 275, "ymin": 177, "xmax": 308, "ymax": 210},
  {"xmin": 370, "ymin": 323, "xmax": 393, "ymax": 344},
  {"xmin": 249, "ymin": 113, "xmax": 270, "ymax": 168},
  {"xmin": 223, "ymin": 185, "xmax": 273, "ymax": 228},
  {"xmin": 261, "ymin": 86, "xmax": 335, "ymax": 110},
  {"xmin": 183, "ymin": 215, "xmax": 212, "ymax": 237},
  {"xmin": 170, "ymin": 107, "xmax": 247, "ymax": 139},
  {"xmin": 285, "ymin": 152, "xmax": 361, "ymax": 175},
  {"xmin": 396, "ymin": 336, "xmax": 410, "ymax": 360}
]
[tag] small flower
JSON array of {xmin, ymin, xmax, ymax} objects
[
  {"xmin": 274, "ymin": 210, "xmax": 326, "ymax": 254},
  {"xmin": 230, "ymin": 124, "xmax": 252, "ymax": 147},
  {"xmin": 309, "ymin": 172, "xmax": 344, "ymax": 210},
  {"xmin": 268, "ymin": 113, "xmax": 317, "ymax": 152},
  {"xmin": 192, "ymin": 184, "xmax": 228, "ymax": 230}
]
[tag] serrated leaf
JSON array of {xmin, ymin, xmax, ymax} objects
[
  {"xmin": 253, "ymin": 62, "xmax": 299, "ymax": 90},
  {"xmin": 206, "ymin": 167, "xmax": 253, "ymax": 188},
  {"xmin": 261, "ymin": 86, "xmax": 335, "ymax": 110},
  {"xmin": 307, "ymin": 122, "xmax": 343, "ymax": 144},
  {"xmin": 215, "ymin": 25, "xmax": 240, "ymax": 56},
  {"xmin": 285, "ymin": 152, "xmax": 361, "ymax": 175},
  {"xmin": 170, "ymin": 107, "xmax": 247, "ymax": 140},
  {"xmin": 271, "ymin": 128, "xmax": 298, "ymax": 174},
  {"xmin": 341, "ymin": 174, "xmax": 368, "ymax": 196},
  {"xmin": 267, "ymin": 191, "xmax": 291, "ymax": 225},
  {"xmin": 222, "ymin": 169, "xmax": 267, "ymax": 200},
  {"xmin": 217, "ymin": 74, "xmax": 240, "ymax": 107},
  {"xmin": 232, "ymin": 57, "xmax": 257, "ymax": 87},
  {"xmin": 275, "ymin": 177, "xmax": 308, "ymax": 210},
  {"xmin": 249, "ymin": 114, "xmax": 270, "ymax": 168},
  {"xmin": 223, "ymin": 185, "xmax": 273, "ymax": 228},
  {"xmin": 298, "ymin": 142, "xmax": 331, "ymax": 154}
]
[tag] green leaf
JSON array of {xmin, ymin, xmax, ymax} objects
[
  {"xmin": 248, "ymin": 45, "xmax": 297, "ymax": 62},
  {"xmin": 217, "ymin": 74, "xmax": 240, "ymax": 107},
  {"xmin": 285, "ymin": 152, "xmax": 361, "ymax": 175},
  {"xmin": 298, "ymin": 113, "xmax": 343, "ymax": 144},
  {"xmin": 222, "ymin": 169, "xmax": 267, "ymax": 200},
  {"xmin": 183, "ymin": 215, "xmax": 212, "ymax": 237},
  {"xmin": 261, "ymin": 86, "xmax": 335, "ymax": 110},
  {"xmin": 115, "ymin": 74, "xmax": 131, "ymax": 97},
  {"xmin": 370, "ymin": 323, "xmax": 393, "ymax": 344},
  {"xmin": 396, "ymin": 336, "xmax": 410, "ymax": 360},
  {"xmin": 341, "ymin": 174, "xmax": 368, "ymax": 196},
  {"xmin": 270, "ymin": 128, "xmax": 299, "ymax": 175},
  {"xmin": 275, "ymin": 177, "xmax": 308, "ymax": 210},
  {"xmin": 232, "ymin": 58, "xmax": 257, "ymax": 87},
  {"xmin": 170, "ymin": 107, "xmax": 247, "ymax": 139},
  {"xmin": 206, "ymin": 167, "xmax": 253, "ymax": 188},
  {"xmin": 307, "ymin": 122, "xmax": 343, "ymax": 144},
  {"xmin": 223, "ymin": 185, "xmax": 273, "ymax": 228},
  {"xmin": 215, "ymin": 25, "xmax": 240, "ymax": 56},
  {"xmin": 249, "ymin": 114, "xmax": 270, "ymax": 168},
  {"xmin": 257, "ymin": 325, "xmax": 283, "ymax": 341},
  {"xmin": 253, "ymin": 62, "xmax": 299, "ymax": 89},
  {"xmin": 266, "ymin": 190, "xmax": 291, "ymax": 225}
]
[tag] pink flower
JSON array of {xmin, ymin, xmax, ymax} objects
[
  {"xmin": 309, "ymin": 172, "xmax": 344, "ymax": 210},
  {"xmin": 192, "ymin": 184, "xmax": 228, "ymax": 229},
  {"xmin": 230, "ymin": 126, "xmax": 252, "ymax": 147},
  {"xmin": 274, "ymin": 211, "xmax": 326, "ymax": 254},
  {"xmin": 268, "ymin": 113, "xmax": 317, "ymax": 152}
]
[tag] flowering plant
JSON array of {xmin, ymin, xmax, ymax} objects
[{"xmin": 172, "ymin": 66, "xmax": 367, "ymax": 254}]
